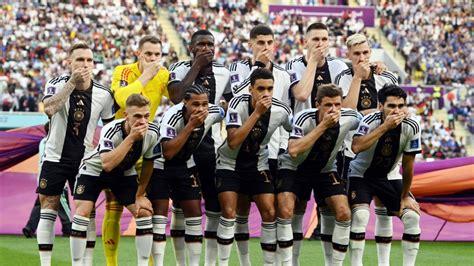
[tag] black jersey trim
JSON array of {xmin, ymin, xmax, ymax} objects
[
  {"xmin": 229, "ymin": 94, "xmax": 250, "ymax": 109},
  {"xmin": 271, "ymin": 99, "xmax": 291, "ymax": 115},
  {"xmin": 379, "ymin": 71, "xmax": 398, "ymax": 84},
  {"xmin": 294, "ymin": 111, "xmax": 315, "ymax": 127}
]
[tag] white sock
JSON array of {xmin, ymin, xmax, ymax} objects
[
  {"xmin": 217, "ymin": 217, "xmax": 235, "ymax": 266},
  {"xmin": 332, "ymin": 220, "xmax": 351, "ymax": 266},
  {"xmin": 292, "ymin": 212, "xmax": 304, "ymax": 266},
  {"xmin": 185, "ymin": 217, "xmax": 203, "ymax": 266},
  {"xmin": 235, "ymin": 215, "xmax": 251, "ymax": 266},
  {"xmin": 152, "ymin": 215, "xmax": 167, "ymax": 266},
  {"xmin": 70, "ymin": 214, "xmax": 89, "ymax": 265},
  {"xmin": 84, "ymin": 210, "xmax": 96, "ymax": 266},
  {"xmin": 276, "ymin": 217, "xmax": 293, "ymax": 265},
  {"xmin": 205, "ymin": 211, "xmax": 220, "ymax": 266},
  {"xmin": 375, "ymin": 207, "xmax": 392, "ymax": 266},
  {"xmin": 171, "ymin": 207, "xmax": 186, "ymax": 266},
  {"xmin": 261, "ymin": 221, "xmax": 277, "ymax": 266},
  {"xmin": 401, "ymin": 209, "xmax": 421, "ymax": 266},
  {"xmin": 37, "ymin": 209, "xmax": 57, "ymax": 266},
  {"xmin": 350, "ymin": 206, "xmax": 370, "ymax": 266},
  {"xmin": 135, "ymin": 217, "xmax": 153, "ymax": 266},
  {"xmin": 320, "ymin": 209, "xmax": 335, "ymax": 266}
]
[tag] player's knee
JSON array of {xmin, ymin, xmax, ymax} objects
[
  {"xmin": 260, "ymin": 207, "xmax": 276, "ymax": 222},
  {"xmin": 220, "ymin": 206, "xmax": 236, "ymax": 219},
  {"xmin": 278, "ymin": 203, "xmax": 294, "ymax": 219},
  {"xmin": 39, "ymin": 195, "xmax": 60, "ymax": 210},
  {"xmin": 137, "ymin": 208, "xmax": 152, "ymax": 218},
  {"xmin": 351, "ymin": 206, "xmax": 370, "ymax": 230},
  {"xmin": 401, "ymin": 209, "xmax": 420, "ymax": 228},
  {"xmin": 335, "ymin": 205, "xmax": 351, "ymax": 222}
]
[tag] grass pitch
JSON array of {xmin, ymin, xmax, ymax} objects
[{"xmin": 0, "ymin": 235, "xmax": 472, "ymax": 265}]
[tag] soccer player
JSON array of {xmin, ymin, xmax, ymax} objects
[
  {"xmin": 215, "ymin": 68, "xmax": 293, "ymax": 266},
  {"xmin": 284, "ymin": 22, "xmax": 349, "ymax": 264},
  {"xmin": 285, "ymin": 22, "xmax": 349, "ymax": 113},
  {"xmin": 228, "ymin": 24, "xmax": 291, "ymax": 264},
  {"xmin": 105, "ymin": 35, "xmax": 169, "ymax": 265},
  {"xmin": 335, "ymin": 33, "xmax": 399, "ymax": 263},
  {"xmin": 36, "ymin": 42, "xmax": 115, "ymax": 266},
  {"xmin": 70, "ymin": 94, "xmax": 160, "ymax": 266},
  {"xmin": 349, "ymin": 84, "xmax": 421, "ymax": 266},
  {"xmin": 277, "ymin": 84, "xmax": 361, "ymax": 266},
  {"xmin": 149, "ymin": 85, "xmax": 225, "ymax": 266},
  {"xmin": 167, "ymin": 29, "xmax": 232, "ymax": 266}
]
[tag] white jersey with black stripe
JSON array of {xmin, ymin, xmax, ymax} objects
[
  {"xmin": 217, "ymin": 94, "xmax": 293, "ymax": 172},
  {"xmin": 335, "ymin": 69, "xmax": 398, "ymax": 158},
  {"xmin": 154, "ymin": 102, "xmax": 225, "ymax": 170},
  {"xmin": 349, "ymin": 112, "xmax": 421, "ymax": 180},
  {"xmin": 168, "ymin": 60, "xmax": 232, "ymax": 152},
  {"xmin": 229, "ymin": 59, "xmax": 292, "ymax": 159},
  {"xmin": 278, "ymin": 108, "xmax": 361, "ymax": 173},
  {"xmin": 42, "ymin": 75, "xmax": 115, "ymax": 163},
  {"xmin": 79, "ymin": 119, "xmax": 161, "ymax": 177},
  {"xmin": 285, "ymin": 56, "xmax": 349, "ymax": 113}
]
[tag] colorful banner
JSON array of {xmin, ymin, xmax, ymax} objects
[{"xmin": 268, "ymin": 4, "xmax": 376, "ymax": 27}]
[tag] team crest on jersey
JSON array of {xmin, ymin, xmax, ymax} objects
[
  {"xmin": 290, "ymin": 73, "xmax": 298, "ymax": 82},
  {"xmin": 230, "ymin": 74, "xmax": 239, "ymax": 83},
  {"xmin": 119, "ymin": 80, "xmax": 128, "ymax": 87},
  {"xmin": 170, "ymin": 72, "xmax": 176, "ymax": 80},
  {"xmin": 47, "ymin": 87, "xmax": 56, "ymax": 95},
  {"xmin": 166, "ymin": 127, "xmax": 177, "ymax": 138},
  {"xmin": 76, "ymin": 185, "xmax": 85, "ymax": 195},
  {"xmin": 39, "ymin": 178, "xmax": 47, "ymax": 189},
  {"xmin": 410, "ymin": 139, "xmax": 420, "ymax": 149},
  {"xmin": 103, "ymin": 140, "xmax": 114, "ymax": 149},
  {"xmin": 293, "ymin": 127, "xmax": 304, "ymax": 137},
  {"xmin": 358, "ymin": 125, "xmax": 369, "ymax": 135},
  {"xmin": 228, "ymin": 112, "xmax": 238, "ymax": 123}
]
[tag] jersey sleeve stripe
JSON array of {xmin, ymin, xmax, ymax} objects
[
  {"xmin": 294, "ymin": 112, "xmax": 314, "ymax": 126},
  {"xmin": 232, "ymin": 79, "xmax": 250, "ymax": 95},
  {"xmin": 229, "ymin": 94, "xmax": 250, "ymax": 109},
  {"xmin": 271, "ymin": 99, "xmax": 292, "ymax": 115}
]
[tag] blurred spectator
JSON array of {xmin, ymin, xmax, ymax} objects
[
  {"xmin": 378, "ymin": 2, "xmax": 472, "ymax": 85},
  {"xmin": 1, "ymin": 1, "xmax": 171, "ymax": 112}
]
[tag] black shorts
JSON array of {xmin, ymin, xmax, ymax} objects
[
  {"xmin": 37, "ymin": 161, "xmax": 80, "ymax": 196},
  {"xmin": 336, "ymin": 152, "xmax": 353, "ymax": 183},
  {"xmin": 215, "ymin": 169, "xmax": 274, "ymax": 196},
  {"xmin": 149, "ymin": 167, "xmax": 201, "ymax": 201},
  {"xmin": 274, "ymin": 169, "xmax": 297, "ymax": 195},
  {"xmin": 349, "ymin": 177, "xmax": 404, "ymax": 215},
  {"xmin": 194, "ymin": 154, "xmax": 219, "ymax": 211},
  {"xmin": 74, "ymin": 174, "xmax": 138, "ymax": 206},
  {"xmin": 293, "ymin": 171, "xmax": 347, "ymax": 205}
]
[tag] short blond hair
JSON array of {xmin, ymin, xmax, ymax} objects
[{"xmin": 346, "ymin": 34, "xmax": 370, "ymax": 49}]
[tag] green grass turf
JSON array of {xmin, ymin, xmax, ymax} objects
[{"xmin": 0, "ymin": 235, "xmax": 472, "ymax": 265}]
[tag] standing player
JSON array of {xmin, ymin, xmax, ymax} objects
[
  {"xmin": 149, "ymin": 85, "xmax": 225, "ymax": 266},
  {"xmin": 215, "ymin": 69, "xmax": 293, "ymax": 266},
  {"xmin": 335, "ymin": 33, "xmax": 398, "ymax": 264},
  {"xmin": 276, "ymin": 84, "xmax": 361, "ymax": 266},
  {"xmin": 284, "ymin": 22, "xmax": 349, "ymax": 264},
  {"xmin": 349, "ymin": 84, "xmax": 421, "ymax": 266},
  {"xmin": 104, "ymin": 35, "xmax": 169, "ymax": 266},
  {"xmin": 286, "ymin": 22, "xmax": 349, "ymax": 113},
  {"xmin": 36, "ymin": 43, "xmax": 115, "ymax": 266},
  {"xmin": 70, "ymin": 94, "xmax": 160, "ymax": 266},
  {"xmin": 228, "ymin": 24, "xmax": 291, "ymax": 264},
  {"xmin": 167, "ymin": 29, "xmax": 232, "ymax": 266}
]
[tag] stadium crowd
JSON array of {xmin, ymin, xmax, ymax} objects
[
  {"xmin": 378, "ymin": 1, "xmax": 472, "ymax": 86},
  {"xmin": 0, "ymin": 2, "xmax": 174, "ymax": 112},
  {"xmin": 168, "ymin": 2, "xmax": 380, "ymax": 65}
]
